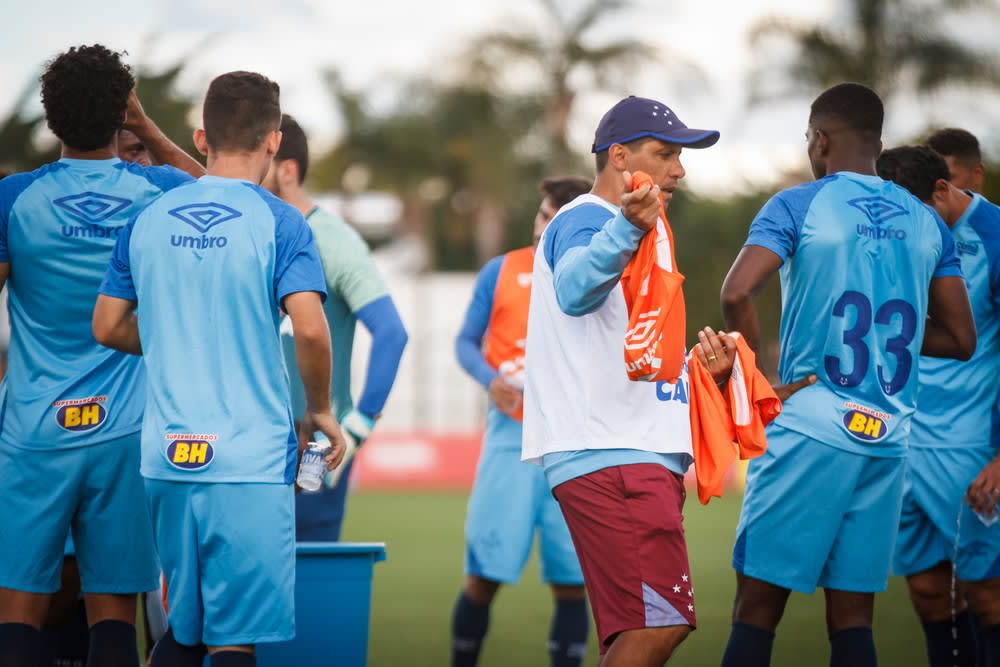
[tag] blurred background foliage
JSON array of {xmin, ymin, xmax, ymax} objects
[{"xmin": 2, "ymin": 0, "xmax": 999, "ymax": 355}]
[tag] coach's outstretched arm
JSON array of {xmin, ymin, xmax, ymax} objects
[
  {"xmin": 123, "ymin": 90, "xmax": 206, "ymax": 179},
  {"xmin": 551, "ymin": 173, "xmax": 657, "ymax": 316},
  {"xmin": 922, "ymin": 275, "xmax": 976, "ymax": 360},
  {"xmin": 284, "ymin": 290, "xmax": 347, "ymax": 472}
]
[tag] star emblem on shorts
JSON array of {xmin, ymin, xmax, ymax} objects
[
  {"xmin": 681, "ymin": 574, "xmax": 689, "ymax": 582},
  {"xmin": 688, "ymin": 590, "xmax": 693, "ymax": 597},
  {"xmin": 687, "ymin": 604, "xmax": 694, "ymax": 612},
  {"xmin": 673, "ymin": 585, "xmax": 681, "ymax": 593}
]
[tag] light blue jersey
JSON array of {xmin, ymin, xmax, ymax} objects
[
  {"xmin": 100, "ymin": 175, "xmax": 326, "ymax": 484},
  {"xmin": 0, "ymin": 158, "xmax": 191, "ymax": 449},
  {"xmin": 746, "ymin": 172, "xmax": 961, "ymax": 457},
  {"xmin": 911, "ymin": 193, "xmax": 1000, "ymax": 450}
]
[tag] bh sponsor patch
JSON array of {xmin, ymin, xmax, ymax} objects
[
  {"xmin": 53, "ymin": 396, "xmax": 108, "ymax": 432},
  {"xmin": 841, "ymin": 402, "xmax": 891, "ymax": 443},
  {"xmin": 164, "ymin": 433, "xmax": 217, "ymax": 470}
]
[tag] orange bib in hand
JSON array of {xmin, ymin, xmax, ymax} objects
[{"xmin": 620, "ymin": 171, "xmax": 687, "ymax": 383}]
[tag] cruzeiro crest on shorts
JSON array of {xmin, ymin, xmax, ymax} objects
[
  {"xmin": 53, "ymin": 192, "xmax": 132, "ymax": 224},
  {"xmin": 53, "ymin": 395, "xmax": 108, "ymax": 432},
  {"xmin": 164, "ymin": 433, "xmax": 217, "ymax": 470}
]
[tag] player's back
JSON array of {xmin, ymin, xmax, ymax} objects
[
  {"xmin": 763, "ymin": 172, "xmax": 956, "ymax": 456},
  {"xmin": 125, "ymin": 175, "xmax": 315, "ymax": 484},
  {"xmin": 912, "ymin": 194, "xmax": 1000, "ymax": 450},
  {"xmin": 0, "ymin": 158, "xmax": 189, "ymax": 448}
]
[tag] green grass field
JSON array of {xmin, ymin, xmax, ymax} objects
[{"xmin": 340, "ymin": 490, "xmax": 924, "ymax": 666}]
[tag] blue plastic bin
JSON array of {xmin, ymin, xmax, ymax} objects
[{"xmin": 256, "ymin": 542, "xmax": 387, "ymax": 666}]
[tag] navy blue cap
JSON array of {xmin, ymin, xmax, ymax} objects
[{"xmin": 591, "ymin": 96, "xmax": 720, "ymax": 153}]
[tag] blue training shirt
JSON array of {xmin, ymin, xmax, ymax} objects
[
  {"xmin": 0, "ymin": 158, "xmax": 192, "ymax": 450},
  {"xmin": 746, "ymin": 172, "xmax": 962, "ymax": 458},
  {"xmin": 100, "ymin": 175, "xmax": 327, "ymax": 484},
  {"xmin": 911, "ymin": 193, "xmax": 1000, "ymax": 451}
]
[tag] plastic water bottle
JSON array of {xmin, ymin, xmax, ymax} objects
[{"xmin": 296, "ymin": 435, "xmax": 331, "ymax": 492}]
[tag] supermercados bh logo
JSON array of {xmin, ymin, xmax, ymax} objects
[
  {"xmin": 54, "ymin": 192, "xmax": 132, "ymax": 238},
  {"xmin": 850, "ymin": 196, "xmax": 908, "ymax": 242},
  {"xmin": 53, "ymin": 395, "xmax": 108, "ymax": 432},
  {"xmin": 168, "ymin": 202, "xmax": 241, "ymax": 250},
  {"xmin": 842, "ymin": 401, "xmax": 892, "ymax": 443},
  {"xmin": 165, "ymin": 433, "xmax": 217, "ymax": 470}
]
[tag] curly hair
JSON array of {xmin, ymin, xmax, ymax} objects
[
  {"xmin": 876, "ymin": 145, "xmax": 951, "ymax": 202},
  {"xmin": 40, "ymin": 44, "xmax": 134, "ymax": 151}
]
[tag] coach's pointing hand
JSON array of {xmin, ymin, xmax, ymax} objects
[
  {"xmin": 620, "ymin": 170, "xmax": 661, "ymax": 233},
  {"xmin": 693, "ymin": 327, "xmax": 737, "ymax": 385}
]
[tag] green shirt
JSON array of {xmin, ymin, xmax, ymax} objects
[{"xmin": 281, "ymin": 206, "xmax": 388, "ymax": 419}]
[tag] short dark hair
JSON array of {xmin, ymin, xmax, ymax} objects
[
  {"xmin": 40, "ymin": 44, "xmax": 134, "ymax": 151},
  {"xmin": 809, "ymin": 83, "xmax": 883, "ymax": 144},
  {"xmin": 540, "ymin": 176, "xmax": 591, "ymax": 208},
  {"xmin": 276, "ymin": 114, "xmax": 309, "ymax": 183},
  {"xmin": 594, "ymin": 136, "xmax": 657, "ymax": 172},
  {"xmin": 876, "ymin": 145, "xmax": 950, "ymax": 202},
  {"xmin": 926, "ymin": 128, "xmax": 981, "ymax": 166},
  {"xmin": 203, "ymin": 71, "xmax": 281, "ymax": 152}
]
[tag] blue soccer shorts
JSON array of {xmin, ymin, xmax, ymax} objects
[
  {"xmin": 894, "ymin": 445, "xmax": 1000, "ymax": 581},
  {"xmin": 465, "ymin": 444, "xmax": 583, "ymax": 585},
  {"xmin": 145, "ymin": 480, "xmax": 296, "ymax": 647},
  {"xmin": 733, "ymin": 424, "xmax": 905, "ymax": 593},
  {"xmin": 0, "ymin": 433, "xmax": 158, "ymax": 594}
]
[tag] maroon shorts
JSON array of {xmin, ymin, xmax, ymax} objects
[{"xmin": 552, "ymin": 463, "xmax": 695, "ymax": 654}]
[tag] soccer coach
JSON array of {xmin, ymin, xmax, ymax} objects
[{"xmin": 521, "ymin": 96, "xmax": 731, "ymax": 666}]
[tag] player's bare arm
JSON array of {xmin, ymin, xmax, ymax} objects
[
  {"xmin": 92, "ymin": 295, "xmax": 142, "ymax": 355},
  {"xmin": 123, "ymin": 89, "xmax": 206, "ymax": 179},
  {"xmin": 722, "ymin": 245, "xmax": 816, "ymax": 401},
  {"xmin": 922, "ymin": 275, "xmax": 976, "ymax": 360},
  {"xmin": 0, "ymin": 262, "xmax": 8, "ymax": 292},
  {"xmin": 283, "ymin": 290, "xmax": 346, "ymax": 471}
]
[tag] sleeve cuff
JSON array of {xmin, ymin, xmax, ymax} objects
[
  {"xmin": 744, "ymin": 237, "xmax": 789, "ymax": 262},
  {"xmin": 98, "ymin": 285, "xmax": 138, "ymax": 302},
  {"xmin": 606, "ymin": 211, "xmax": 647, "ymax": 250}
]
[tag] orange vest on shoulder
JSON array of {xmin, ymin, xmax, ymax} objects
[
  {"xmin": 688, "ymin": 334, "xmax": 781, "ymax": 505},
  {"xmin": 620, "ymin": 171, "xmax": 686, "ymax": 383},
  {"xmin": 483, "ymin": 246, "xmax": 533, "ymax": 421}
]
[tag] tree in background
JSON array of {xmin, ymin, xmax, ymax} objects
[
  {"xmin": 462, "ymin": 0, "xmax": 655, "ymax": 174},
  {"xmin": 747, "ymin": 0, "xmax": 1000, "ymax": 105},
  {"xmin": 312, "ymin": 72, "xmax": 547, "ymax": 270}
]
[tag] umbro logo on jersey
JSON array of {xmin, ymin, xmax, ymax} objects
[
  {"xmin": 53, "ymin": 192, "xmax": 132, "ymax": 224},
  {"xmin": 168, "ymin": 202, "xmax": 241, "ymax": 233},
  {"xmin": 848, "ymin": 197, "xmax": 907, "ymax": 226},
  {"xmin": 851, "ymin": 197, "xmax": 909, "ymax": 241}
]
